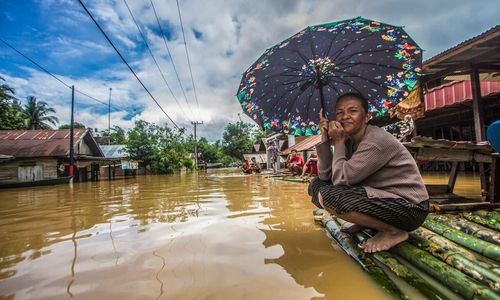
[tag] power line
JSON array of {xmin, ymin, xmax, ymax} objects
[
  {"xmin": 175, "ymin": 0, "xmax": 202, "ymax": 120},
  {"xmin": 0, "ymin": 36, "xmax": 127, "ymax": 112},
  {"xmin": 78, "ymin": 0, "xmax": 181, "ymax": 130},
  {"xmin": 123, "ymin": 0, "xmax": 191, "ymax": 121},
  {"xmin": 150, "ymin": 0, "xmax": 197, "ymax": 121}
]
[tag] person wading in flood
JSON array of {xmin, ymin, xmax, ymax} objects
[{"xmin": 308, "ymin": 92, "xmax": 429, "ymax": 253}]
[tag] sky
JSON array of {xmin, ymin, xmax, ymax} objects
[{"xmin": 0, "ymin": 0, "xmax": 498, "ymax": 142}]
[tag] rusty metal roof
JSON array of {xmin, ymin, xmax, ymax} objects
[
  {"xmin": 0, "ymin": 129, "xmax": 103, "ymax": 158},
  {"xmin": 281, "ymin": 135, "xmax": 322, "ymax": 156}
]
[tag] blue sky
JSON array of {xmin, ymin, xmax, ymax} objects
[{"xmin": 0, "ymin": 0, "xmax": 498, "ymax": 141}]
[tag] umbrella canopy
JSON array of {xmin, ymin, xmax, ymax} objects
[{"xmin": 237, "ymin": 17, "xmax": 422, "ymax": 136}]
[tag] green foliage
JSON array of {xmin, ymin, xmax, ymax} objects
[
  {"xmin": 101, "ymin": 125, "xmax": 127, "ymax": 144},
  {"xmin": 126, "ymin": 120, "xmax": 193, "ymax": 174},
  {"xmin": 23, "ymin": 96, "xmax": 59, "ymax": 129},
  {"xmin": 0, "ymin": 77, "xmax": 25, "ymax": 130},
  {"xmin": 221, "ymin": 121, "xmax": 262, "ymax": 159},
  {"xmin": 59, "ymin": 122, "xmax": 86, "ymax": 129}
]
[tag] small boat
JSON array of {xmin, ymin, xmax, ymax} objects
[{"xmin": 0, "ymin": 176, "xmax": 72, "ymax": 189}]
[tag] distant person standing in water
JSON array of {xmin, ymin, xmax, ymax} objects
[
  {"xmin": 309, "ymin": 92, "xmax": 429, "ymax": 253},
  {"xmin": 267, "ymin": 142, "xmax": 280, "ymax": 174}
]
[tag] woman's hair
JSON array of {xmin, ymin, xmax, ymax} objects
[{"xmin": 337, "ymin": 92, "xmax": 369, "ymax": 113}]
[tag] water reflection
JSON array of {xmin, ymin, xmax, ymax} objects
[{"xmin": 1, "ymin": 170, "xmax": 467, "ymax": 299}]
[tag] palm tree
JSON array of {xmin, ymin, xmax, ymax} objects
[
  {"xmin": 0, "ymin": 76, "xmax": 16, "ymax": 104},
  {"xmin": 23, "ymin": 96, "xmax": 59, "ymax": 129}
]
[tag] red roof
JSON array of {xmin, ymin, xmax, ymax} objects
[
  {"xmin": 0, "ymin": 129, "xmax": 102, "ymax": 158},
  {"xmin": 424, "ymin": 80, "xmax": 500, "ymax": 110},
  {"xmin": 281, "ymin": 135, "xmax": 322, "ymax": 156}
]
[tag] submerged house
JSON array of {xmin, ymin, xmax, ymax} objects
[
  {"xmin": 0, "ymin": 129, "xmax": 104, "ymax": 185},
  {"xmin": 99, "ymin": 144, "xmax": 138, "ymax": 179}
]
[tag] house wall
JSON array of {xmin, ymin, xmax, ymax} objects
[
  {"xmin": 0, "ymin": 158, "xmax": 58, "ymax": 183},
  {"xmin": 76, "ymin": 139, "xmax": 93, "ymax": 155}
]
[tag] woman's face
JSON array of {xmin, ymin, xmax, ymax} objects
[{"xmin": 335, "ymin": 97, "xmax": 369, "ymax": 136}]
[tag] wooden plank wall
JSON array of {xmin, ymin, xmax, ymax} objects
[{"xmin": 0, "ymin": 159, "xmax": 58, "ymax": 183}]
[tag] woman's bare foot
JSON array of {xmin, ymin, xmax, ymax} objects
[
  {"xmin": 359, "ymin": 230, "xmax": 408, "ymax": 253},
  {"xmin": 340, "ymin": 223, "xmax": 365, "ymax": 234}
]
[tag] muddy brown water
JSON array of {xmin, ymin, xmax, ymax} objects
[{"xmin": 0, "ymin": 169, "xmax": 479, "ymax": 299}]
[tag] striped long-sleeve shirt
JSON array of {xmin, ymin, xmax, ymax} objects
[{"xmin": 316, "ymin": 125, "xmax": 428, "ymax": 204}]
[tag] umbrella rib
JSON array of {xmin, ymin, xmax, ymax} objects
[
  {"xmin": 266, "ymin": 83, "xmax": 305, "ymax": 118},
  {"xmin": 331, "ymin": 31, "xmax": 377, "ymax": 62},
  {"xmin": 322, "ymin": 30, "xmax": 341, "ymax": 58},
  {"xmin": 337, "ymin": 61, "xmax": 407, "ymax": 73},
  {"xmin": 274, "ymin": 47, "xmax": 309, "ymax": 64},
  {"xmin": 335, "ymin": 48, "xmax": 403, "ymax": 66},
  {"xmin": 337, "ymin": 69, "xmax": 403, "ymax": 92},
  {"xmin": 304, "ymin": 82, "xmax": 317, "ymax": 123},
  {"xmin": 280, "ymin": 82, "xmax": 317, "ymax": 122},
  {"xmin": 250, "ymin": 76, "xmax": 309, "ymax": 108},
  {"xmin": 328, "ymin": 76, "xmax": 366, "ymax": 96}
]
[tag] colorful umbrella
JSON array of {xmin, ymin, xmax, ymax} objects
[{"xmin": 237, "ymin": 17, "xmax": 422, "ymax": 136}]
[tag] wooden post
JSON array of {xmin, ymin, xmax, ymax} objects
[
  {"xmin": 470, "ymin": 66, "xmax": 485, "ymax": 141},
  {"xmin": 470, "ymin": 66, "xmax": 489, "ymax": 199},
  {"xmin": 447, "ymin": 162, "xmax": 459, "ymax": 193},
  {"xmin": 490, "ymin": 154, "xmax": 499, "ymax": 203}
]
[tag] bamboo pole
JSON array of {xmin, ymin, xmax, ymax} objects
[
  {"xmin": 423, "ymin": 219, "xmax": 500, "ymax": 262},
  {"xmin": 461, "ymin": 211, "xmax": 500, "ymax": 231},
  {"xmin": 429, "ymin": 214, "xmax": 500, "ymax": 246},
  {"xmin": 412, "ymin": 228, "xmax": 500, "ymax": 275},
  {"xmin": 337, "ymin": 222, "xmax": 451, "ymax": 300},
  {"xmin": 475, "ymin": 210, "xmax": 500, "ymax": 221},
  {"xmin": 409, "ymin": 230, "xmax": 500, "ymax": 291},
  {"xmin": 321, "ymin": 215, "xmax": 408, "ymax": 299},
  {"xmin": 392, "ymin": 242, "xmax": 500, "ymax": 300}
]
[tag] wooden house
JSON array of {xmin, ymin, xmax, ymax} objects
[{"xmin": 0, "ymin": 129, "xmax": 104, "ymax": 185}]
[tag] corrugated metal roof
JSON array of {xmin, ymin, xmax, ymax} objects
[
  {"xmin": 424, "ymin": 25, "xmax": 499, "ymax": 66},
  {"xmin": 424, "ymin": 80, "xmax": 500, "ymax": 110},
  {"xmin": 281, "ymin": 135, "xmax": 322, "ymax": 156},
  {"xmin": 100, "ymin": 145, "xmax": 128, "ymax": 158},
  {"xmin": 0, "ymin": 129, "xmax": 102, "ymax": 158},
  {"xmin": 422, "ymin": 25, "xmax": 500, "ymax": 78}
]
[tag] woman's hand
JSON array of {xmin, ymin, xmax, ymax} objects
[
  {"xmin": 319, "ymin": 109, "xmax": 329, "ymax": 143},
  {"xmin": 328, "ymin": 121, "xmax": 345, "ymax": 145}
]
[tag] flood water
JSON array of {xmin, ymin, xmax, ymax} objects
[{"xmin": 0, "ymin": 169, "xmax": 480, "ymax": 299}]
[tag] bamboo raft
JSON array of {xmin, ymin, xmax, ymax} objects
[
  {"xmin": 271, "ymin": 176, "xmax": 312, "ymax": 183},
  {"xmin": 313, "ymin": 208, "xmax": 500, "ymax": 299}
]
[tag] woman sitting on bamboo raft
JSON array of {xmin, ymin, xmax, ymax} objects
[{"xmin": 309, "ymin": 92, "xmax": 429, "ymax": 253}]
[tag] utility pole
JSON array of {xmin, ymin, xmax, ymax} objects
[
  {"xmin": 191, "ymin": 121, "xmax": 203, "ymax": 170},
  {"xmin": 69, "ymin": 86, "xmax": 75, "ymax": 178},
  {"xmin": 108, "ymin": 87, "xmax": 112, "ymax": 145}
]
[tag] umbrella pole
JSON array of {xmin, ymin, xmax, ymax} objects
[{"xmin": 318, "ymin": 83, "xmax": 326, "ymax": 118}]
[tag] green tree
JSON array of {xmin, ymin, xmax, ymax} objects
[
  {"xmin": 23, "ymin": 96, "xmax": 59, "ymax": 129},
  {"xmin": 221, "ymin": 121, "xmax": 257, "ymax": 160},
  {"xmin": 126, "ymin": 120, "xmax": 193, "ymax": 174},
  {"xmin": 101, "ymin": 125, "xmax": 127, "ymax": 144},
  {"xmin": 0, "ymin": 77, "xmax": 25, "ymax": 129},
  {"xmin": 59, "ymin": 122, "xmax": 86, "ymax": 129},
  {"xmin": 126, "ymin": 120, "xmax": 158, "ymax": 167}
]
